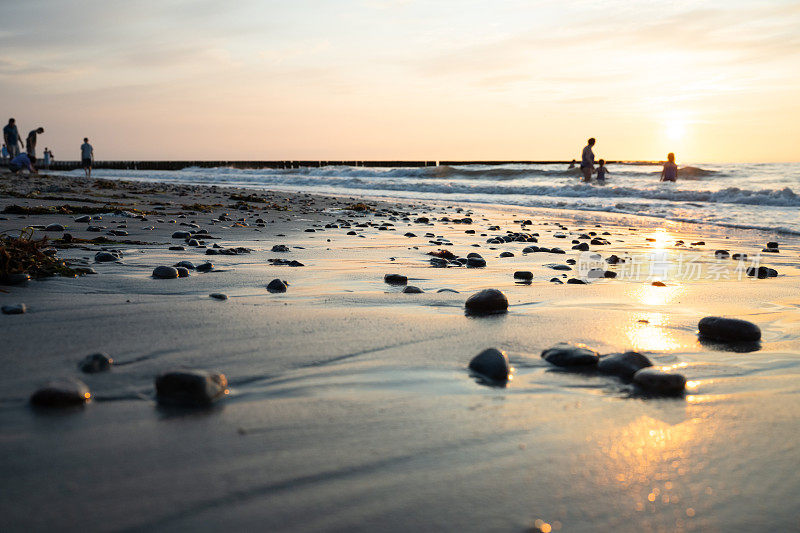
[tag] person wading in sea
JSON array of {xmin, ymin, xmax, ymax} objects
[{"xmin": 580, "ymin": 138, "xmax": 596, "ymax": 182}]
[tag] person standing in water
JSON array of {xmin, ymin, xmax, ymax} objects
[
  {"xmin": 596, "ymin": 159, "xmax": 609, "ymax": 182},
  {"xmin": 43, "ymin": 148, "xmax": 53, "ymax": 169},
  {"xmin": 81, "ymin": 137, "xmax": 94, "ymax": 178},
  {"xmin": 580, "ymin": 138, "xmax": 595, "ymax": 182},
  {"xmin": 660, "ymin": 152, "xmax": 678, "ymax": 182}
]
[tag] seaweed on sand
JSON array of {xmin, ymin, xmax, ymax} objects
[{"xmin": 0, "ymin": 230, "xmax": 79, "ymax": 280}]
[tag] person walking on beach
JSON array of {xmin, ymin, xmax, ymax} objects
[
  {"xmin": 43, "ymin": 148, "xmax": 53, "ymax": 169},
  {"xmin": 81, "ymin": 137, "xmax": 94, "ymax": 178},
  {"xmin": 8, "ymin": 152, "xmax": 37, "ymax": 175},
  {"xmin": 580, "ymin": 138, "xmax": 595, "ymax": 182},
  {"xmin": 26, "ymin": 127, "xmax": 44, "ymax": 158},
  {"xmin": 660, "ymin": 152, "xmax": 678, "ymax": 182},
  {"xmin": 3, "ymin": 118, "xmax": 24, "ymax": 158}
]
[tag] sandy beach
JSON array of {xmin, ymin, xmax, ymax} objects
[{"xmin": 1, "ymin": 171, "xmax": 799, "ymax": 532}]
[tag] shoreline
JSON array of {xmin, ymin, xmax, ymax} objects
[{"xmin": 1, "ymin": 171, "xmax": 799, "ymax": 532}]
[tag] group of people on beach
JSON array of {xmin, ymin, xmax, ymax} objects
[
  {"xmin": 572, "ymin": 137, "xmax": 679, "ymax": 183},
  {"xmin": 2, "ymin": 117, "xmax": 94, "ymax": 178}
]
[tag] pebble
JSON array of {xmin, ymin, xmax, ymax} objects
[
  {"xmin": 464, "ymin": 288, "xmax": 508, "ymax": 315},
  {"xmin": 79, "ymin": 353, "xmax": 113, "ymax": 373},
  {"xmin": 567, "ymin": 278, "xmax": 587, "ymax": 284},
  {"xmin": 267, "ymin": 279, "xmax": 287, "ymax": 293},
  {"xmin": 44, "ymin": 224, "xmax": 65, "ymax": 231},
  {"xmin": 499, "ymin": 251, "xmax": 514, "ymax": 257},
  {"xmin": 436, "ymin": 288, "xmax": 459, "ymax": 293},
  {"xmin": 272, "ymin": 245, "xmax": 290, "ymax": 252},
  {"xmin": 546, "ymin": 264, "xmax": 571, "ymax": 271},
  {"xmin": 210, "ymin": 293, "xmax": 228, "ymax": 300},
  {"xmin": 1, "ymin": 272, "xmax": 30, "ymax": 285},
  {"xmin": 94, "ymin": 251, "xmax": 118, "ymax": 262},
  {"xmin": 402, "ymin": 285, "xmax": 423, "ymax": 293},
  {"xmin": 169, "ymin": 246, "xmax": 185, "ymax": 251},
  {"xmin": 513, "ymin": 271, "xmax": 533, "ymax": 280},
  {"xmin": 30, "ymin": 378, "xmax": 91, "ymax": 407},
  {"xmin": 176, "ymin": 267, "xmax": 190, "ymax": 278},
  {"xmin": 651, "ymin": 281, "xmax": 666, "ymax": 287},
  {"xmin": 1, "ymin": 303, "xmax": 26, "ymax": 315},
  {"xmin": 572, "ymin": 242, "xmax": 589, "ymax": 251},
  {"xmin": 541, "ymin": 343, "xmax": 599, "ymax": 367},
  {"xmin": 74, "ymin": 215, "xmax": 92, "ymax": 223},
  {"xmin": 153, "ymin": 266, "xmax": 179, "ymax": 279},
  {"xmin": 549, "ymin": 277, "xmax": 563, "ymax": 284},
  {"xmin": 698, "ymin": 316, "xmax": 761, "ymax": 342},
  {"xmin": 174, "ymin": 261, "xmax": 195, "ymax": 269},
  {"xmin": 598, "ymin": 351, "xmax": 652, "ymax": 380},
  {"xmin": 468, "ymin": 348, "xmax": 511, "ymax": 384},
  {"xmin": 466, "ymin": 256, "xmax": 486, "ymax": 268},
  {"xmin": 384, "ymin": 274, "xmax": 408, "ymax": 285},
  {"xmin": 155, "ymin": 369, "xmax": 228, "ymax": 406},
  {"xmin": 171, "ymin": 231, "xmax": 191, "ymax": 239},
  {"xmin": 747, "ymin": 266, "xmax": 777, "ymax": 278},
  {"xmin": 633, "ymin": 367, "xmax": 686, "ymax": 395},
  {"xmin": 196, "ymin": 262, "xmax": 214, "ymax": 272}
]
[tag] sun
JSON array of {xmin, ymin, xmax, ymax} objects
[{"xmin": 666, "ymin": 121, "xmax": 685, "ymax": 141}]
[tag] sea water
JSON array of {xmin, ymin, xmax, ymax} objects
[{"xmin": 63, "ymin": 162, "xmax": 800, "ymax": 234}]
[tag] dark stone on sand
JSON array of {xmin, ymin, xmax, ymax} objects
[
  {"xmin": 732, "ymin": 253, "xmax": 747, "ymax": 261},
  {"xmin": 402, "ymin": 285, "xmax": 423, "ymax": 293},
  {"xmin": 437, "ymin": 288, "xmax": 459, "ymax": 293},
  {"xmin": 572, "ymin": 243, "xmax": 589, "ymax": 251},
  {"xmin": 714, "ymin": 250, "xmax": 730, "ymax": 259},
  {"xmin": 514, "ymin": 271, "xmax": 533, "ymax": 280},
  {"xmin": 465, "ymin": 289, "xmax": 508, "ymax": 315},
  {"xmin": 176, "ymin": 267, "xmax": 190, "ymax": 278},
  {"xmin": 404, "ymin": 232, "xmax": 416, "ymax": 237},
  {"xmin": 196, "ymin": 262, "xmax": 213, "ymax": 273},
  {"xmin": 549, "ymin": 277, "xmax": 563, "ymax": 284},
  {"xmin": 75, "ymin": 215, "xmax": 92, "ymax": 223},
  {"xmin": 430, "ymin": 257, "xmax": 448, "ymax": 267},
  {"xmin": 567, "ymin": 278, "xmax": 587, "ymax": 284},
  {"xmin": 288, "ymin": 260, "xmax": 304, "ymax": 267},
  {"xmin": 384, "ymin": 274, "xmax": 408, "ymax": 285},
  {"xmin": 172, "ymin": 231, "xmax": 191, "ymax": 239},
  {"xmin": 169, "ymin": 246, "xmax": 185, "ymax": 251},
  {"xmin": 466, "ymin": 256, "xmax": 486, "ymax": 268},
  {"xmin": 651, "ymin": 281, "xmax": 667, "ymax": 287},
  {"xmin": 175, "ymin": 261, "xmax": 195, "ymax": 269},
  {"xmin": 267, "ymin": 279, "xmax": 287, "ymax": 293},
  {"xmin": 79, "ymin": 353, "xmax": 113, "ymax": 373},
  {"xmin": 347, "ymin": 231, "xmax": 358, "ymax": 235},
  {"xmin": 698, "ymin": 316, "xmax": 761, "ymax": 342},
  {"xmin": 2, "ymin": 303, "xmax": 26, "ymax": 315},
  {"xmin": 468, "ymin": 348, "xmax": 511, "ymax": 384},
  {"xmin": 210, "ymin": 293, "xmax": 228, "ymax": 300},
  {"xmin": 747, "ymin": 266, "xmax": 777, "ymax": 278},
  {"xmin": 546, "ymin": 264, "xmax": 571, "ymax": 271},
  {"xmin": 272, "ymin": 245, "xmax": 290, "ymax": 252},
  {"xmin": 632, "ymin": 368, "xmax": 686, "ymax": 395},
  {"xmin": 45, "ymin": 224, "xmax": 65, "ymax": 231},
  {"xmin": 761, "ymin": 247, "xmax": 779, "ymax": 253},
  {"xmin": 187, "ymin": 239, "xmax": 200, "ymax": 246},
  {"xmin": 598, "ymin": 352, "xmax": 652, "ymax": 380},
  {"xmin": 499, "ymin": 251, "xmax": 514, "ymax": 258},
  {"xmin": 94, "ymin": 251, "xmax": 118, "ymax": 263},
  {"xmin": 766, "ymin": 241, "xmax": 779, "ymax": 249},
  {"xmin": 522, "ymin": 246, "xmax": 539, "ymax": 253},
  {"xmin": 550, "ymin": 247, "xmax": 566, "ymax": 254},
  {"xmin": 155, "ymin": 369, "xmax": 228, "ymax": 406},
  {"xmin": 153, "ymin": 266, "xmax": 179, "ymax": 279},
  {"xmin": 30, "ymin": 378, "xmax": 91, "ymax": 407},
  {"xmin": 541, "ymin": 343, "xmax": 599, "ymax": 367},
  {"xmin": 205, "ymin": 249, "xmax": 219, "ymax": 255}
]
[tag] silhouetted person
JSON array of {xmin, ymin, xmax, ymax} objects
[
  {"xmin": 43, "ymin": 148, "xmax": 53, "ymax": 169},
  {"xmin": 9, "ymin": 153, "xmax": 37, "ymax": 175},
  {"xmin": 596, "ymin": 159, "xmax": 609, "ymax": 182},
  {"xmin": 580, "ymin": 138, "xmax": 595, "ymax": 182},
  {"xmin": 1, "ymin": 143, "xmax": 7, "ymax": 162},
  {"xmin": 81, "ymin": 137, "xmax": 94, "ymax": 178},
  {"xmin": 3, "ymin": 118, "xmax": 23, "ymax": 158},
  {"xmin": 26, "ymin": 127, "xmax": 44, "ymax": 158},
  {"xmin": 660, "ymin": 153, "xmax": 678, "ymax": 182},
  {"xmin": 568, "ymin": 159, "xmax": 576, "ymax": 169}
]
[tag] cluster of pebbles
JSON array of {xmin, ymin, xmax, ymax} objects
[
  {"xmin": 467, "ymin": 310, "xmax": 761, "ymax": 396},
  {"xmin": 29, "ymin": 350, "xmax": 228, "ymax": 408}
]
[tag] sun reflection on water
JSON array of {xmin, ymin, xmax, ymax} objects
[{"xmin": 625, "ymin": 312, "xmax": 686, "ymax": 351}]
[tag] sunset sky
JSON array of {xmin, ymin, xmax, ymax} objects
[{"xmin": 1, "ymin": 0, "xmax": 799, "ymax": 162}]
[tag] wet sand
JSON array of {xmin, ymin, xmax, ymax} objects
[{"xmin": 1, "ymin": 172, "xmax": 799, "ymax": 532}]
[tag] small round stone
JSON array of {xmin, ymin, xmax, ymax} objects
[
  {"xmin": 174, "ymin": 261, "xmax": 195, "ymax": 269},
  {"xmin": 541, "ymin": 343, "xmax": 599, "ymax": 367},
  {"xmin": 384, "ymin": 274, "xmax": 408, "ymax": 285},
  {"xmin": 469, "ymin": 348, "xmax": 511, "ymax": 384},
  {"xmin": 196, "ymin": 262, "xmax": 213, "ymax": 272},
  {"xmin": 94, "ymin": 251, "xmax": 118, "ymax": 263},
  {"xmin": 402, "ymin": 285, "xmax": 423, "ymax": 293},
  {"xmin": 513, "ymin": 271, "xmax": 533, "ymax": 280},
  {"xmin": 598, "ymin": 351, "xmax": 652, "ymax": 380},
  {"xmin": 175, "ymin": 267, "xmax": 190, "ymax": 278},
  {"xmin": 1, "ymin": 303, "xmax": 26, "ymax": 315},
  {"xmin": 30, "ymin": 378, "xmax": 91, "ymax": 407},
  {"xmin": 267, "ymin": 279, "xmax": 287, "ymax": 293},
  {"xmin": 79, "ymin": 353, "xmax": 113, "ymax": 373},
  {"xmin": 465, "ymin": 289, "xmax": 508, "ymax": 315},
  {"xmin": 171, "ymin": 231, "xmax": 191, "ymax": 239},
  {"xmin": 155, "ymin": 369, "xmax": 228, "ymax": 406},
  {"xmin": 210, "ymin": 293, "xmax": 228, "ymax": 300},
  {"xmin": 153, "ymin": 266, "xmax": 179, "ymax": 279},
  {"xmin": 698, "ymin": 316, "xmax": 761, "ymax": 342},
  {"xmin": 633, "ymin": 367, "xmax": 686, "ymax": 395}
]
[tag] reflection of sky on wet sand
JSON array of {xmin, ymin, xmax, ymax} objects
[{"xmin": 623, "ymin": 282, "xmax": 688, "ymax": 351}]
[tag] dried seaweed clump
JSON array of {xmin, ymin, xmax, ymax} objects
[
  {"xmin": 346, "ymin": 203, "xmax": 373, "ymax": 212},
  {"xmin": 0, "ymin": 231, "xmax": 78, "ymax": 281}
]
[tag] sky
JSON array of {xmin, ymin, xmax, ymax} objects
[{"xmin": 1, "ymin": 0, "xmax": 799, "ymax": 162}]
